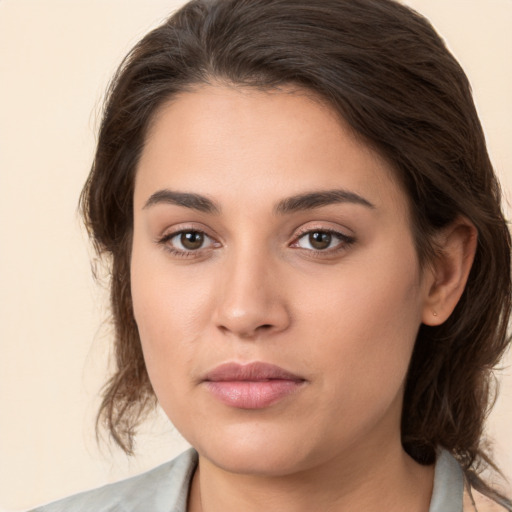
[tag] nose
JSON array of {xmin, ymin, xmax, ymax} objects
[{"xmin": 213, "ymin": 250, "xmax": 291, "ymax": 339}]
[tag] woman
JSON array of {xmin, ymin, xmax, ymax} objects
[{"xmin": 31, "ymin": 0, "xmax": 511, "ymax": 510}]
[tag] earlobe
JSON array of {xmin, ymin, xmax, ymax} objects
[{"xmin": 422, "ymin": 218, "xmax": 478, "ymax": 326}]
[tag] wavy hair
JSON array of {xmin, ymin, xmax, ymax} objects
[{"xmin": 80, "ymin": 0, "xmax": 511, "ymax": 504}]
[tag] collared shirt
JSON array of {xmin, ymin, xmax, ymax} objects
[{"xmin": 29, "ymin": 448, "xmax": 486, "ymax": 512}]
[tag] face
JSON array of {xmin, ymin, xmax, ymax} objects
[{"xmin": 131, "ymin": 85, "xmax": 432, "ymax": 476}]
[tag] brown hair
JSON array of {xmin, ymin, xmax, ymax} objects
[{"xmin": 81, "ymin": 0, "xmax": 511, "ymax": 504}]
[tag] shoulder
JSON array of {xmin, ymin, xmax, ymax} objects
[
  {"xmin": 463, "ymin": 487, "xmax": 512, "ymax": 512},
  {"xmin": 29, "ymin": 449, "xmax": 197, "ymax": 512},
  {"xmin": 431, "ymin": 450, "xmax": 510, "ymax": 512}
]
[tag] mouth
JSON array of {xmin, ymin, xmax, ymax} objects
[{"xmin": 202, "ymin": 362, "xmax": 306, "ymax": 409}]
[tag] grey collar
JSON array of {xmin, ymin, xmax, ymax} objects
[
  {"xmin": 174, "ymin": 448, "xmax": 464, "ymax": 512},
  {"xmin": 32, "ymin": 448, "xmax": 464, "ymax": 511}
]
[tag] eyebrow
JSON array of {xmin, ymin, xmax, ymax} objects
[
  {"xmin": 143, "ymin": 190, "xmax": 220, "ymax": 213},
  {"xmin": 142, "ymin": 188, "xmax": 374, "ymax": 214},
  {"xmin": 274, "ymin": 189, "xmax": 375, "ymax": 214}
]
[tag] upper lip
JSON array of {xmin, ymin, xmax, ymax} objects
[{"xmin": 203, "ymin": 362, "xmax": 305, "ymax": 382}]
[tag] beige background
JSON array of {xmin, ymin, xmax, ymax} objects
[{"xmin": 0, "ymin": 0, "xmax": 511, "ymax": 510}]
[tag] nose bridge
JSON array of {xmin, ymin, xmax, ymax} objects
[{"xmin": 214, "ymin": 241, "xmax": 289, "ymax": 337}]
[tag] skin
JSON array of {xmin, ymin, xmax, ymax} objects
[{"xmin": 131, "ymin": 85, "xmax": 476, "ymax": 511}]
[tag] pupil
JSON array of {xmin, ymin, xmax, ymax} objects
[
  {"xmin": 309, "ymin": 231, "xmax": 331, "ymax": 250},
  {"xmin": 181, "ymin": 231, "xmax": 204, "ymax": 250}
]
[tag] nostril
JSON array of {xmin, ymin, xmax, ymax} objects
[{"xmin": 225, "ymin": 323, "xmax": 276, "ymax": 339}]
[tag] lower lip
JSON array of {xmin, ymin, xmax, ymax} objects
[{"xmin": 204, "ymin": 380, "xmax": 304, "ymax": 409}]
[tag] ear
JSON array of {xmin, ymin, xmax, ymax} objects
[{"xmin": 422, "ymin": 217, "xmax": 478, "ymax": 326}]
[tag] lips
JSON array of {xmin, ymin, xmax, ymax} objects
[{"xmin": 202, "ymin": 362, "xmax": 306, "ymax": 409}]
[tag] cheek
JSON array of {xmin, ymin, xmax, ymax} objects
[
  {"xmin": 130, "ymin": 243, "xmax": 215, "ymax": 392},
  {"xmin": 297, "ymin": 244, "xmax": 423, "ymax": 406}
]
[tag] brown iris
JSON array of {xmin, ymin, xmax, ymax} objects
[
  {"xmin": 180, "ymin": 231, "xmax": 204, "ymax": 250},
  {"xmin": 309, "ymin": 231, "xmax": 332, "ymax": 250}
]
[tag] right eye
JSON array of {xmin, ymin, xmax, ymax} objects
[{"xmin": 158, "ymin": 229, "xmax": 218, "ymax": 257}]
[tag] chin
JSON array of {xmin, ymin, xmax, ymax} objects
[
  {"xmin": 203, "ymin": 445, "xmax": 311, "ymax": 477},
  {"xmin": 189, "ymin": 422, "xmax": 329, "ymax": 477}
]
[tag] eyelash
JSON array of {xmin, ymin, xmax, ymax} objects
[{"xmin": 156, "ymin": 227, "xmax": 355, "ymax": 258}]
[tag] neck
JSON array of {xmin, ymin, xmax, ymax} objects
[{"xmin": 187, "ymin": 436, "xmax": 434, "ymax": 512}]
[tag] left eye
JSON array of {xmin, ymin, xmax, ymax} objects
[{"xmin": 296, "ymin": 230, "xmax": 348, "ymax": 251}]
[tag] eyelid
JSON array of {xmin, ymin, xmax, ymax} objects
[
  {"xmin": 156, "ymin": 222, "xmax": 219, "ymax": 242},
  {"xmin": 291, "ymin": 222, "xmax": 355, "ymax": 240}
]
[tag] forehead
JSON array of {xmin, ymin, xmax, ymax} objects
[{"xmin": 135, "ymin": 84, "xmax": 408, "ymax": 217}]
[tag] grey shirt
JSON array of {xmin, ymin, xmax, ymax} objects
[{"xmin": 30, "ymin": 448, "xmax": 464, "ymax": 512}]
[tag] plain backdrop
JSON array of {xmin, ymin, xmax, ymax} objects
[{"xmin": 0, "ymin": 0, "xmax": 511, "ymax": 510}]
